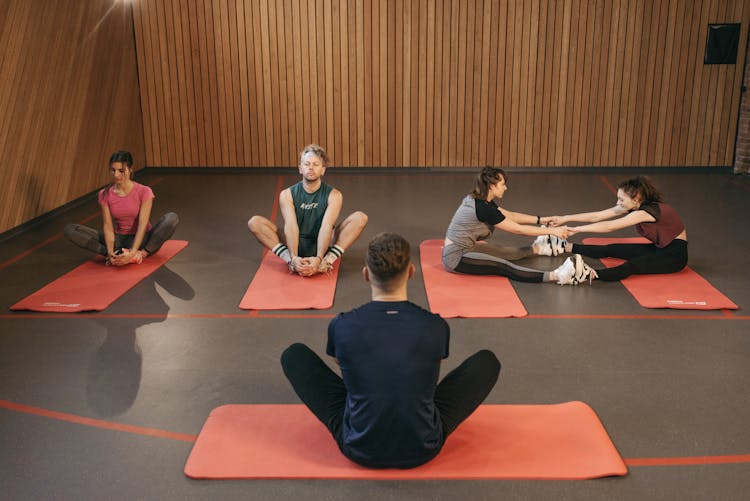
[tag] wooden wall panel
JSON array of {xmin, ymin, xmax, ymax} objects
[
  {"xmin": 132, "ymin": 0, "xmax": 750, "ymax": 168},
  {"xmin": 0, "ymin": 0, "xmax": 144, "ymax": 235}
]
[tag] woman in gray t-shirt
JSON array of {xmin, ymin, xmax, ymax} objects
[{"xmin": 442, "ymin": 167, "xmax": 595, "ymax": 285}]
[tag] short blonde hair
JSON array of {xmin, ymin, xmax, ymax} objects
[{"xmin": 299, "ymin": 144, "xmax": 330, "ymax": 166}]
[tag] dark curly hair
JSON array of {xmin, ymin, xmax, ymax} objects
[
  {"xmin": 617, "ymin": 176, "xmax": 663, "ymax": 204},
  {"xmin": 365, "ymin": 232, "xmax": 411, "ymax": 287}
]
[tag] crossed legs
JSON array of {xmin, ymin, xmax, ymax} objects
[
  {"xmin": 64, "ymin": 212, "xmax": 179, "ymax": 258},
  {"xmin": 280, "ymin": 343, "xmax": 500, "ymax": 448}
]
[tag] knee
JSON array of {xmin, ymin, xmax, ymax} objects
[
  {"xmin": 475, "ymin": 349, "xmax": 501, "ymax": 377},
  {"xmin": 63, "ymin": 223, "xmax": 77, "ymax": 239},
  {"xmin": 352, "ymin": 211, "xmax": 368, "ymax": 229},
  {"xmin": 281, "ymin": 342, "xmax": 312, "ymax": 369},
  {"xmin": 247, "ymin": 215, "xmax": 264, "ymax": 233},
  {"xmin": 164, "ymin": 212, "xmax": 179, "ymax": 227}
]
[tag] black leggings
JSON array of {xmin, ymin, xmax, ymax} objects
[
  {"xmin": 280, "ymin": 343, "xmax": 500, "ymax": 463},
  {"xmin": 572, "ymin": 239, "xmax": 688, "ymax": 281},
  {"xmin": 453, "ymin": 254, "xmax": 546, "ymax": 283},
  {"xmin": 64, "ymin": 212, "xmax": 179, "ymax": 256},
  {"xmin": 446, "ymin": 241, "xmax": 546, "ymax": 283}
]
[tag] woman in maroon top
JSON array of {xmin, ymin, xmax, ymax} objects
[
  {"xmin": 545, "ymin": 176, "xmax": 688, "ymax": 283},
  {"xmin": 64, "ymin": 150, "xmax": 178, "ymax": 266}
]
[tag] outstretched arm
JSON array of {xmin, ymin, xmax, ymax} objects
[
  {"xmin": 568, "ymin": 209, "xmax": 655, "ymax": 235},
  {"xmin": 544, "ymin": 205, "xmax": 625, "ymax": 226},
  {"xmin": 495, "ymin": 215, "xmax": 569, "ymax": 240},
  {"xmin": 498, "ymin": 207, "xmax": 541, "ymax": 226}
]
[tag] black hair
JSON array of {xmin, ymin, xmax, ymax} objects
[{"xmin": 109, "ymin": 150, "xmax": 133, "ymax": 168}]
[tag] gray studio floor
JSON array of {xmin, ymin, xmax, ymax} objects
[{"xmin": 1, "ymin": 168, "xmax": 749, "ymax": 500}]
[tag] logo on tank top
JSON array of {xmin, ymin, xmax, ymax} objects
[{"xmin": 299, "ymin": 202, "xmax": 319, "ymax": 210}]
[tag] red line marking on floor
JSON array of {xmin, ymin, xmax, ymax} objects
[
  {"xmin": 598, "ymin": 175, "xmax": 617, "ymax": 195},
  {"xmin": 2, "ymin": 398, "xmax": 749, "ymax": 467},
  {"xmin": 269, "ymin": 175, "xmax": 283, "ymax": 222},
  {"xmin": 721, "ymin": 309, "xmax": 735, "ymax": 318},
  {"xmin": 526, "ymin": 313, "xmax": 748, "ymax": 321},
  {"xmin": 1, "ymin": 312, "xmax": 747, "ymax": 320},
  {"xmin": 0, "ymin": 399, "xmax": 197, "ymax": 443},
  {"xmin": 0, "ymin": 235, "xmax": 63, "ymax": 271},
  {"xmin": 625, "ymin": 454, "xmax": 750, "ymax": 467},
  {"xmin": 258, "ymin": 175, "xmax": 284, "ymax": 260}
]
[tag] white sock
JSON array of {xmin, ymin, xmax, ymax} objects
[
  {"xmin": 323, "ymin": 244, "xmax": 344, "ymax": 263},
  {"xmin": 272, "ymin": 243, "xmax": 291, "ymax": 263}
]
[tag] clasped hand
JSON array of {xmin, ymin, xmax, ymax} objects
[
  {"xmin": 108, "ymin": 249, "xmax": 144, "ymax": 266},
  {"xmin": 291, "ymin": 256, "xmax": 324, "ymax": 276}
]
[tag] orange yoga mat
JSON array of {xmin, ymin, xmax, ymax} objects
[
  {"xmin": 239, "ymin": 252, "xmax": 340, "ymax": 310},
  {"xmin": 419, "ymin": 240, "xmax": 527, "ymax": 318},
  {"xmin": 10, "ymin": 240, "xmax": 188, "ymax": 312},
  {"xmin": 184, "ymin": 402, "xmax": 627, "ymax": 480},
  {"xmin": 582, "ymin": 237, "xmax": 738, "ymax": 310}
]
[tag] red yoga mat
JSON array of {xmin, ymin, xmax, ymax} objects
[
  {"xmin": 582, "ymin": 237, "xmax": 738, "ymax": 310},
  {"xmin": 10, "ymin": 240, "xmax": 188, "ymax": 312},
  {"xmin": 419, "ymin": 240, "xmax": 527, "ymax": 318},
  {"xmin": 239, "ymin": 252, "xmax": 340, "ymax": 310},
  {"xmin": 184, "ymin": 402, "xmax": 627, "ymax": 480}
]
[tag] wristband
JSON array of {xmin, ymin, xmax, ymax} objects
[{"xmin": 536, "ymin": 215, "xmax": 541, "ymax": 225}]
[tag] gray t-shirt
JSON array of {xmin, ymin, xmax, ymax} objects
[{"xmin": 442, "ymin": 195, "xmax": 505, "ymax": 269}]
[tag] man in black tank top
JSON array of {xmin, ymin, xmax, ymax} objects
[{"xmin": 248, "ymin": 144, "xmax": 368, "ymax": 276}]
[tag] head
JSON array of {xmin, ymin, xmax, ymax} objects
[
  {"xmin": 616, "ymin": 176, "xmax": 662, "ymax": 210},
  {"xmin": 364, "ymin": 232, "xmax": 415, "ymax": 293},
  {"xmin": 109, "ymin": 150, "xmax": 134, "ymax": 184},
  {"xmin": 472, "ymin": 166, "xmax": 508, "ymax": 200},
  {"xmin": 298, "ymin": 144, "xmax": 329, "ymax": 182}
]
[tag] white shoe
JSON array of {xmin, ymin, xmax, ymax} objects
[
  {"xmin": 554, "ymin": 257, "xmax": 576, "ymax": 285},
  {"xmin": 535, "ymin": 234, "xmax": 567, "ymax": 256},
  {"xmin": 571, "ymin": 254, "xmax": 598, "ymax": 285},
  {"xmin": 534, "ymin": 235, "xmax": 553, "ymax": 256},
  {"xmin": 548, "ymin": 235, "xmax": 567, "ymax": 256}
]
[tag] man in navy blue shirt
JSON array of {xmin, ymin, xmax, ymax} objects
[{"xmin": 281, "ymin": 232, "xmax": 500, "ymax": 468}]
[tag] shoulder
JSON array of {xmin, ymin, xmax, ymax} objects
[
  {"xmin": 329, "ymin": 304, "xmax": 363, "ymax": 329},
  {"xmin": 475, "ymin": 198, "xmax": 504, "ymax": 224},
  {"xmin": 280, "ymin": 186, "xmax": 294, "ymax": 202},
  {"xmin": 134, "ymin": 182, "xmax": 154, "ymax": 199},
  {"xmin": 288, "ymin": 182, "xmax": 302, "ymax": 197},
  {"xmin": 97, "ymin": 186, "xmax": 111, "ymax": 204},
  {"xmin": 326, "ymin": 186, "xmax": 342, "ymax": 203},
  {"xmin": 637, "ymin": 202, "xmax": 660, "ymax": 219},
  {"xmin": 406, "ymin": 302, "xmax": 449, "ymax": 326}
]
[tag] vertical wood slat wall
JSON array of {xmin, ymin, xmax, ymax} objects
[
  {"xmin": 133, "ymin": 0, "xmax": 749, "ymax": 168},
  {"xmin": 0, "ymin": 0, "xmax": 145, "ymax": 235}
]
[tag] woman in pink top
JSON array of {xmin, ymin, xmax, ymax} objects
[
  {"xmin": 543, "ymin": 176, "xmax": 688, "ymax": 284},
  {"xmin": 64, "ymin": 151, "xmax": 178, "ymax": 266}
]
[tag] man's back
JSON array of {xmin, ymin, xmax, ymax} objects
[{"xmin": 327, "ymin": 300, "xmax": 449, "ymax": 468}]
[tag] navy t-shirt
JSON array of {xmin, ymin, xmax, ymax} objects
[{"xmin": 326, "ymin": 300, "xmax": 450, "ymax": 468}]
